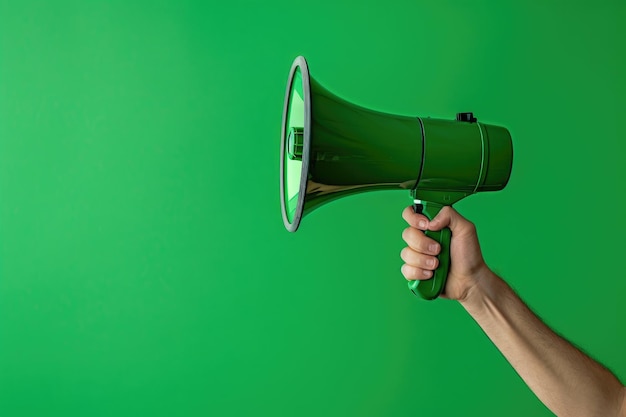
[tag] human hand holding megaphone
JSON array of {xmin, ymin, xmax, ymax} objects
[{"xmin": 400, "ymin": 206, "xmax": 490, "ymax": 301}]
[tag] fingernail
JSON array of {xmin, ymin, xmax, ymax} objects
[
  {"xmin": 429, "ymin": 244, "xmax": 439, "ymax": 253},
  {"xmin": 427, "ymin": 258, "xmax": 435, "ymax": 267},
  {"xmin": 418, "ymin": 220, "xmax": 427, "ymax": 229},
  {"xmin": 423, "ymin": 270, "xmax": 432, "ymax": 278}
]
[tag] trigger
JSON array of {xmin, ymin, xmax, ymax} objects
[{"xmin": 412, "ymin": 199, "xmax": 424, "ymax": 215}]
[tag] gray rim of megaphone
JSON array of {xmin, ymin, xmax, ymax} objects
[{"xmin": 280, "ymin": 56, "xmax": 311, "ymax": 232}]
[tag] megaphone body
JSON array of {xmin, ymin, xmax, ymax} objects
[{"xmin": 280, "ymin": 56, "xmax": 513, "ymax": 299}]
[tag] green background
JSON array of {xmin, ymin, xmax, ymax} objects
[{"xmin": 1, "ymin": 1, "xmax": 624, "ymax": 416}]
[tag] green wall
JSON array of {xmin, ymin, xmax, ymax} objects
[{"xmin": 1, "ymin": 1, "xmax": 624, "ymax": 416}]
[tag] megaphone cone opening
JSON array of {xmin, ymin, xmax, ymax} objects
[{"xmin": 280, "ymin": 56, "xmax": 311, "ymax": 232}]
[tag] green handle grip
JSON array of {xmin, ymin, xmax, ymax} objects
[{"xmin": 407, "ymin": 202, "xmax": 451, "ymax": 300}]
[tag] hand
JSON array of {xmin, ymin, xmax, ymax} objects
[{"xmin": 400, "ymin": 206, "xmax": 491, "ymax": 301}]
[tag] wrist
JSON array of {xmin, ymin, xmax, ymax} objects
[{"xmin": 459, "ymin": 266, "xmax": 502, "ymax": 311}]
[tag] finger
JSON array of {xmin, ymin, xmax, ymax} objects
[
  {"xmin": 401, "ymin": 264, "xmax": 433, "ymax": 280},
  {"xmin": 401, "ymin": 227, "xmax": 440, "ymax": 255},
  {"xmin": 402, "ymin": 206, "xmax": 430, "ymax": 230},
  {"xmin": 400, "ymin": 247, "xmax": 439, "ymax": 270},
  {"xmin": 428, "ymin": 206, "xmax": 476, "ymax": 235}
]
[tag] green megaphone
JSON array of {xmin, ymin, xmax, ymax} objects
[{"xmin": 280, "ymin": 56, "xmax": 513, "ymax": 300}]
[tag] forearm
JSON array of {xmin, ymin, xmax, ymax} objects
[{"xmin": 461, "ymin": 270, "xmax": 625, "ymax": 417}]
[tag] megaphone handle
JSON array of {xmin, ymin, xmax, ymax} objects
[{"xmin": 408, "ymin": 202, "xmax": 451, "ymax": 300}]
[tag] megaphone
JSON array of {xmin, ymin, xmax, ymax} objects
[{"xmin": 280, "ymin": 56, "xmax": 513, "ymax": 300}]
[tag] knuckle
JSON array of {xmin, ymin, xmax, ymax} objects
[
  {"xmin": 440, "ymin": 206, "xmax": 454, "ymax": 218},
  {"xmin": 401, "ymin": 265, "xmax": 409, "ymax": 279},
  {"xmin": 420, "ymin": 237, "xmax": 434, "ymax": 253},
  {"xmin": 401, "ymin": 208, "xmax": 410, "ymax": 222},
  {"xmin": 402, "ymin": 265, "xmax": 420, "ymax": 280},
  {"xmin": 404, "ymin": 227, "xmax": 420, "ymax": 247},
  {"xmin": 416, "ymin": 254, "xmax": 437, "ymax": 270},
  {"xmin": 401, "ymin": 227, "xmax": 411, "ymax": 242},
  {"xmin": 410, "ymin": 268, "xmax": 423, "ymax": 280},
  {"xmin": 406, "ymin": 227, "xmax": 424, "ymax": 249}
]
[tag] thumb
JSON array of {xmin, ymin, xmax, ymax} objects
[{"xmin": 428, "ymin": 206, "xmax": 475, "ymax": 235}]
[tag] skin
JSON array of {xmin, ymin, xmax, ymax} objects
[{"xmin": 400, "ymin": 206, "xmax": 626, "ymax": 417}]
